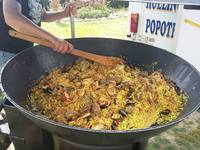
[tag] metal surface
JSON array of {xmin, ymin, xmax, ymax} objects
[
  {"xmin": 53, "ymin": 135, "xmax": 148, "ymax": 150},
  {"xmin": 3, "ymin": 98, "xmax": 147, "ymax": 150},
  {"xmin": 3, "ymin": 99, "xmax": 54, "ymax": 150},
  {"xmin": 1, "ymin": 38, "xmax": 200, "ymax": 146},
  {"xmin": 120, "ymin": 0, "xmax": 200, "ymax": 5}
]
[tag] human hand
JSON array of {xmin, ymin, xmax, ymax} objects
[
  {"xmin": 63, "ymin": 3, "xmax": 77, "ymax": 17},
  {"xmin": 49, "ymin": 37, "xmax": 74, "ymax": 54}
]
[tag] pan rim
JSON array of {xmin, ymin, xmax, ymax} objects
[{"xmin": 1, "ymin": 37, "xmax": 200, "ymax": 134}]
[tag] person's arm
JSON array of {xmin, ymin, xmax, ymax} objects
[
  {"xmin": 3, "ymin": 0, "xmax": 73, "ymax": 54},
  {"xmin": 42, "ymin": 3, "xmax": 76, "ymax": 22}
]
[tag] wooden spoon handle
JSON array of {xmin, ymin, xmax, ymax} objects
[
  {"xmin": 9, "ymin": 30, "xmax": 109, "ymax": 64},
  {"xmin": 9, "ymin": 30, "xmax": 123, "ymax": 66},
  {"xmin": 9, "ymin": 30, "xmax": 54, "ymax": 48}
]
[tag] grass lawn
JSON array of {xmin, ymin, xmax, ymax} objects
[
  {"xmin": 42, "ymin": 17, "xmax": 129, "ymax": 39},
  {"xmin": 0, "ymin": 91, "xmax": 3, "ymax": 103}
]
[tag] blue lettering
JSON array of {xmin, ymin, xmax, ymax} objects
[
  {"xmin": 145, "ymin": 19, "xmax": 176, "ymax": 38},
  {"xmin": 146, "ymin": 3, "xmax": 151, "ymax": 9},
  {"xmin": 162, "ymin": 4, "xmax": 166, "ymax": 10},
  {"xmin": 152, "ymin": 3, "xmax": 157, "ymax": 9},
  {"xmin": 171, "ymin": 23, "xmax": 176, "ymax": 38},
  {"xmin": 172, "ymin": 4, "xmax": 177, "ymax": 11},
  {"xmin": 150, "ymin": 20, "xmax": 156, "ymax": 34},
  {"xmin": 169, "ymin": 4, "xmax": 173, "ymax": 11},
  {"xmin": 161, "ymin": 21, "xmax": 167, "ymax": 36},
  {"xmin": 166, "ymin": 22, "xmax": 172, "ymax": 37},
  {"xmin": 146, "ymin": 3, "xmax": 177, "ymax": 11},
  {"xmin": 157, "ymin": 3, "xmax": 162, "ymax": 10},
  {"xmin": 155, "ymin": 20, "xmax": 161, "ymax": 35},
  {"xmin": 145, "ymin": 19, "xmax": 151, "ymax": 33}
]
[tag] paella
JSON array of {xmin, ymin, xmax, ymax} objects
[{"xmin": 27, "ymin": 59, "xmax": 188, "ymax": 130}]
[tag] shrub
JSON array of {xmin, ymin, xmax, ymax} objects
[
  {"xmin": 76, "ymin": 0, "xmax": 107, "ymax": 8},
  {"xmin": 107, "ymin": 0, "xmax": 129, "ymax": 8},
  {"xmin": 78, "ymin": 5, "xmax": 112, "ymax": 19}
]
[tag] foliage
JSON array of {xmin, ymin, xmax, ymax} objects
[
  {"xmin": 107, "ymin": 0, "xmax": 129, "ymax": 8},
  {"xmin": 0, "ymin": 91, "xmax": 3, "ymax": 103},
  {"xmin": 76, "ymin": 0, "xmax": 107, "ymax": 8},
  {"xmin": 78, "ymin": 5, "xmax": 112, "ymax": 19}
]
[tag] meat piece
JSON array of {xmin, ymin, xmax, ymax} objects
[
  {"xmin": 82, "ymin": 78, "xmax": 93, "ymax": 86},
  {"xmin": 99, "ymin": 79, "xmax": 109, "ymax": 86},
  {"xmin": 64, "ymin": 111, "xmax": 79, "ymax": 121},
  {"xmin": 125, "ymin": 105, "xmax": 134, "ymax": 113},
  {"xmin": 107, "ymin": 88, "xmax": 116, "ymax": 96},
  {"xmin": 91, "ymin": 102, "xmax": 101, "ymax": 117},
  {"xmin": 115, "ymin": 76, "xmax": 122, "ymax": 84},
  {"xmin": 65, "ymin": 86, "xmax": 75, "ymax": 94},
  {"xmin": 79, "ymin": 94, "xmax": 92, "ymax": 114},
  {"xmin": 79, "ymin": 60, "xmax": 90, "ymax": 71},
  {"xmin": 68, "ymin": 75, "xmax": 76, "ymax": 81},
  {"xmin": 98, "ymin": 100, "xmax": 111, "ymax": 109},
  {"xmin": 61, "ymin": 92, "xmax": 70, "ymax": 102},
  {"xmin": 61, "ymin": 64, "xmax": 72, "ymax": 73}
]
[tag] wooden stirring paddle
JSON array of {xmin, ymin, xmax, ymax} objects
[{"xmin": 9, "ymin": 30, "xmax": 123, "ymax": 66}]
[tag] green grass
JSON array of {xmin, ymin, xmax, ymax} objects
[
  {"xmin": 146, "ymin": 123, "xmax": 200, "ymax": 150},
  {"xmin": 0, "ymin": 91, "xmax": 3, "ymax": 103},
  {"xmin": 42, "ymin": 17, "xmax": 128, "ymax": 39},
  {"xmin": 146, "ymin": 136, "xmax": 173, "ymax": 150},
  {"xmin": 171, "ymin": 127, "xmax": 186, "ymax": 134},
  {"xmin": 164, "ymin": 145, "xmax": 177, "ymax": 150},
  {"xmin": 174, "ymin": 126, "xmax": 200, "ymax": 150}
]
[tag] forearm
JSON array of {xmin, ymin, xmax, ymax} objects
[
  {"xmin": 3, "ymin": 0, "xmax": 54, "ymax": 42},
  {"xmin": 8, "ymin": 15, "xmax": 54, "ymax": 40},
  {"xmin": 42, "ymin": 10, "xmax": 69, "ymax": 22}
]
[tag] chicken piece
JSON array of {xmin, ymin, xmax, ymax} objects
[{"xmin": 91, "ymin": 102, "xmax": 101, "ymax": 117}]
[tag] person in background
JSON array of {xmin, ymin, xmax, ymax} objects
[
  {"xmin": 0, "ymin": 1, "xmax": 76, "ymax": 148},
  {"xmin": 0, "ymin": 0, "xmax": 76, "ymax": 70},
  {"xmin": 43, "ymin": 0, "xmax": 51, "ymax": 10}
]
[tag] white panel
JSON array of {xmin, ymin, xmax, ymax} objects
[{"xmin": 176, "ymin": 9, "xmax": 200, "ymax": 71}]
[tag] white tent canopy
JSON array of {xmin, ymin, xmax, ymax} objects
[{"xmin": 120, "ymin": 0, "xmax": 200, "ymax": 5}]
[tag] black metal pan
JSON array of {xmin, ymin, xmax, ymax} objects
[{"xmin": 1, "ymin": 38, "xmax": 200, "ymax": 146}]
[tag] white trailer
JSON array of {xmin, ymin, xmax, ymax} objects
[{"xmin": 128, "ymin": 2, "xmax": 200, "ymax": 70}]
